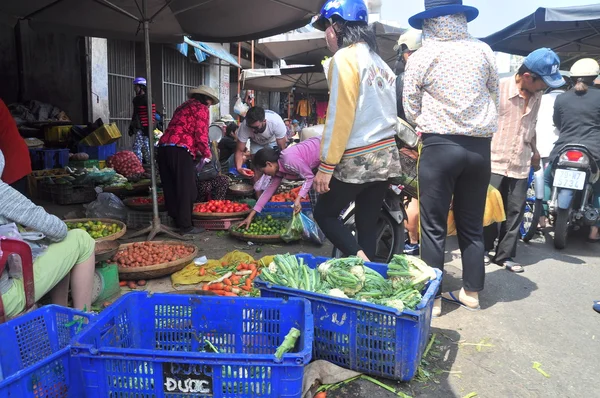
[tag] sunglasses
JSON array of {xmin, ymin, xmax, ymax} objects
[{"xmin": 248, "ymin": 121, "xmax": 264, "ymax": 132}]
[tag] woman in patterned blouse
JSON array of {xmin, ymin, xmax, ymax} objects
[{"xmin": 158, "ymin": 85, "xmax": 219, "ymax": 235}]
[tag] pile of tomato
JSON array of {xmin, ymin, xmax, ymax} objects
[
  {"xmin": 130, "ymin": 195, "xmax": 164, "ymax": 205},
  {"xmin": 193, "ymin": 200, "xmax": 250, "ymax": 214},
  {"xmin": 112, "ymin": 242, "xmax": 195, "ymax": 268}
]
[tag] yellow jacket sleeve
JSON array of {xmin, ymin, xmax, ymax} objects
[{"xmin": 319, "ymin": 47, "xmax": 360, "ymax": 174}]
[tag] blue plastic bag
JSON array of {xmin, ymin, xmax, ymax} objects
[{"xmin": 299, "ymin": 213, "xmax": 325, "ymax": 245}]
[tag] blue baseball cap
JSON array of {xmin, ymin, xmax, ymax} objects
[{"xmin": 523, "ymin": 48, "xmax": 565, "ymax": 89}]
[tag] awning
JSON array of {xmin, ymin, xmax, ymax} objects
[
  {"xmin": 257, "ymin": 22, "xmax": 406, "ymax": 68},
  {"xmin": 0, "ymin": 0, "xmax": 327, "ymax": 43},
  {"xmin": 482, "ymin": 5, "xmax": 600, "ymax": 69},
  {"xmin": 242, "ymin": 65, "xmax": 328, "ymax": 94},
  {"xmin": 183, "ymin": 37, "xmax": 242, "ymax": 68}
]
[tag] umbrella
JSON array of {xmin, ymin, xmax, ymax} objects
[
  {"xmin": 3, "ymin": 0, "xmax": 327, "ymax": 240},
  {"xmin": 1, "ymin": 0, "xmax": 326, "ymax": 43},
  {"xmin": 257, "ymin": 21, "xmax": 407, "ymax": 68},
  {"xmin": 242, "ymin": 65, "xmax": 328, "ymax": 93},
  {"xmin": 482, "ymin": 5, "xmax": 600, "ymax": 68}
]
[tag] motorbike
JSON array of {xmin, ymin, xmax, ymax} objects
[{"xmin": 548, "ymin": 144, "xmax": 600, "ymax": 249}]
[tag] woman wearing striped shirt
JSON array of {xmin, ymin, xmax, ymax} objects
[{"xmin": 311, "ymin": 0, "xmax": 401, "ymax": 262}]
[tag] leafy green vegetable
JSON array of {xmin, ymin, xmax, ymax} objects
[
  {"xmin": 258, "ymin": 254, "xmax": 437, "ymax": 312},
  {"xmin": 388, "ymin": 255, "xmax": 437, "ymax": 290},
  {"xmin": 275, "ymin": 327, "xmax": 301, "ymax": 359},
  {"xmin": 318, "ymin": 257, "xmax": 365, "ymax": 296}
]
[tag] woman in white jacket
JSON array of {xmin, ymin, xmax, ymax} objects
[{"xmin": 311, "ymin": 0, "xmax": 401, "ymax": 261}]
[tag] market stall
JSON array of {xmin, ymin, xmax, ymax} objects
[
  {"xmin": 0, "ymin": 2, "xmax": 445, "ymax": 397},
  {"xmin": 1, "ymin": 0, "xmax": 328, "ymax": 241},
  {"xmin": 242, "ymin": 65, "xmax": 329, "ymax": 125}
]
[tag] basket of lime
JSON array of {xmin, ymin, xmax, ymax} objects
[{"xmin": 65, "ymin": 218, "xmax": 126, "ymax": 242}]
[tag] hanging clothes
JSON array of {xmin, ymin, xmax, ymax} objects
[
  {"xmin": 296, "ymin": 99, "xmax": 311, "ymax": 117},
  {"xmin": 316, "ymin": 101, "xmax": 328, "ymax": 119}
]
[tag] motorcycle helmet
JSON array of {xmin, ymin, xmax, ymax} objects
[
  {"xmin": 133, "ymin": 77, "xmax": 147, "ymax": 86},
  {"xmin": 312, "ymin": 0, "xmax": 368, "ymax": 31},
  {"xmin": 394, "ymin": 29, "xmax": 423, "ymax": 53},
  {"xmin": 570, "ymin": 58, "xmax": 600, "ymax": 78}
]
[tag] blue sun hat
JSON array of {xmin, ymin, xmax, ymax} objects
[{"xmin": 409, "ymin": 0, "xmax": 479, "ymax": 30}]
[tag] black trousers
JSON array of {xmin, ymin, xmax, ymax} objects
[
  {"xmin": 418, "ymin": 134, "xmax": 491, "ymax": 293},
  {"xmin": 484, "ymin": 174, "xmax": 528, "ymax": 263},
  {"xmin": 314, "ymin": 178, "xmax": 388, "ymax": 259},
  {"xmin": 157, "ymin": 146, "xmax": 197, "ymax": 230}
]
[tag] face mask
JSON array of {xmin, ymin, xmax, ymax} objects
[{"xmin": 325, "ymin": 25, "xmax": 339, "ymax": 53}]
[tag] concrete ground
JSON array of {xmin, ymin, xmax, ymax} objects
[
  {"xmin": 49, "ymin": 202, "xmax": 599, "ymax": 397},
  {"xmin": 331, "ymin": 229, "xmax": 600, "ymax": 398}
]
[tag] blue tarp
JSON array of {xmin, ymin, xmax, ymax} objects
[
  {"xmin": 482, "ymin": 5, "xmax": 600, "ymax": 68},
  {"xmin": 183, "ymin": 37, "xmax": 241, "ymax": 68}
]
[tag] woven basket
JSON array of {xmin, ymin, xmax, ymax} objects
[
  {"xmin": 116, "ymin": 241, "xmax": 198, "ymax": 280},
  {"xmin": 228, "ymin": 226, "xmax": 283, "ymax": 243},
  {"xmin": 64, "ymin": 218, "xmax": 126, "ymax": 242},
  {"xmin": 192, "ymin": 202, "xmax": 252, "ymax": 219},
  {"xmin": 94, "ymin": 241, "xmax": 120, "ymax": 263}
]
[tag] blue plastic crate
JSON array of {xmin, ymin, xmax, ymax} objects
[
  {"xmin": 261, "ymin": 201, "xmax": 312, "ymax": 215},
  {"xmin": 71, "ymin": 293, "xmax": 314, "ymax": 398},
  {"xmin": 76, "ymin": 142, "xmax": 117, "ymax": 160},
  {"xmin": 0, "ymin": 305, "xmax": 94, "ymax": 397},
  {"xmin": 255, "ymin": 254, "xmax": 442, "ymax": 381},
  {"xmin": 29, "ymin": 148, "xmax": 69, "ymax": 170}
]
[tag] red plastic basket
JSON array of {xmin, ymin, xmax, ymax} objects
[{"xmin": 193, "ymin": 218, "xmax": 243, "ymax": 231}]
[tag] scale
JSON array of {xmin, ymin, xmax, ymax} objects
[{"xmin": 91, "ymin": 261, "xmax": 121, "ymax": 304}]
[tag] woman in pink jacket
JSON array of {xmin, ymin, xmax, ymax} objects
[{"xmin": 238, "ymin": 137, "xmax": 321, "ymax": 228}]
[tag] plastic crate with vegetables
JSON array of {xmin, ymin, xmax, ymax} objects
[{"xmin": 255, "ymin": 253, "xmax": 442, "ymax": 381}]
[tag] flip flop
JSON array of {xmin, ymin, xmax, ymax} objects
[
  {"xmin": 496, "ymin": 259, "xmax": 525, "ymax": 273},
  {"xmin": 587, "ymin": 237, "xmax": 600, "ymax": 243},
  {"xmin": 593, "ymin": 301, "xmax": 600, "ymax": 314},
  {"xmin": 441, "ymin": 291, "xmax": 480, "ymax": 311}
]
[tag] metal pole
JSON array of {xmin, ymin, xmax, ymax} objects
[
  {"xmin": 143, "ymin": 0, "xmax": 159, "ymax": 230},
  {"xmin": 250, "ymin": 40, "xmax": 255, "ymax": 107},
  {"xmin": 237, "ymin": 42, "xmax": 241, "ymax": 121}
]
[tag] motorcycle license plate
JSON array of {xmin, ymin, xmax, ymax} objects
[{"xmin": 554, "ymin": 169, "xmax": 586, "ymax": 190}]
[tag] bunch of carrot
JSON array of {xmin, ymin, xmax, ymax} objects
[{"xmin": 201, "ymin": 262, "xmax": 261, "ymax": 297}]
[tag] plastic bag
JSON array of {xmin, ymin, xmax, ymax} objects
[
  {"xmin": 281, "ymin": 213, "xmax": 303, "ymax": 243},
  {"xmin": 299, "ymin": 213, "xmax": 325, "ymax": 245},
  {"xmin": 85, "ymin": 192, "xmax": 127, "ymax": 221},
  {"xmin": 233, "ymin": 97, "xmax": 250, "ymax": 117}
]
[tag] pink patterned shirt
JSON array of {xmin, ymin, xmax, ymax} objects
[
  {"xmin": 403, "ymin": 14, "xmax": 499, "ymax": 137},
  {"xmin": 254, "ymin": 137, "xmax": 321, "ymax": 213},
  {"xmin": 491, "ymin": 76, "xmax": 542, "ymax": 179}
]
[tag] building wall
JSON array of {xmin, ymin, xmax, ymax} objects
[
  {"xmin": 135, "ymin": 42, "xmax": 164, "ymax": 113},
  {"xmin": 0, "ymin": 22, "xmax": 86, "ymax": 122},
  {"xmin": 90, "ymin": 38, "xmax": 109, "ymax": 122},
  {"xmin": 17, "ymin": 22, "xmax": 86, "ymax": 122},
  {"xmin": 0, "ymin": 25, "xmax": 19, "ymax": 104}
]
